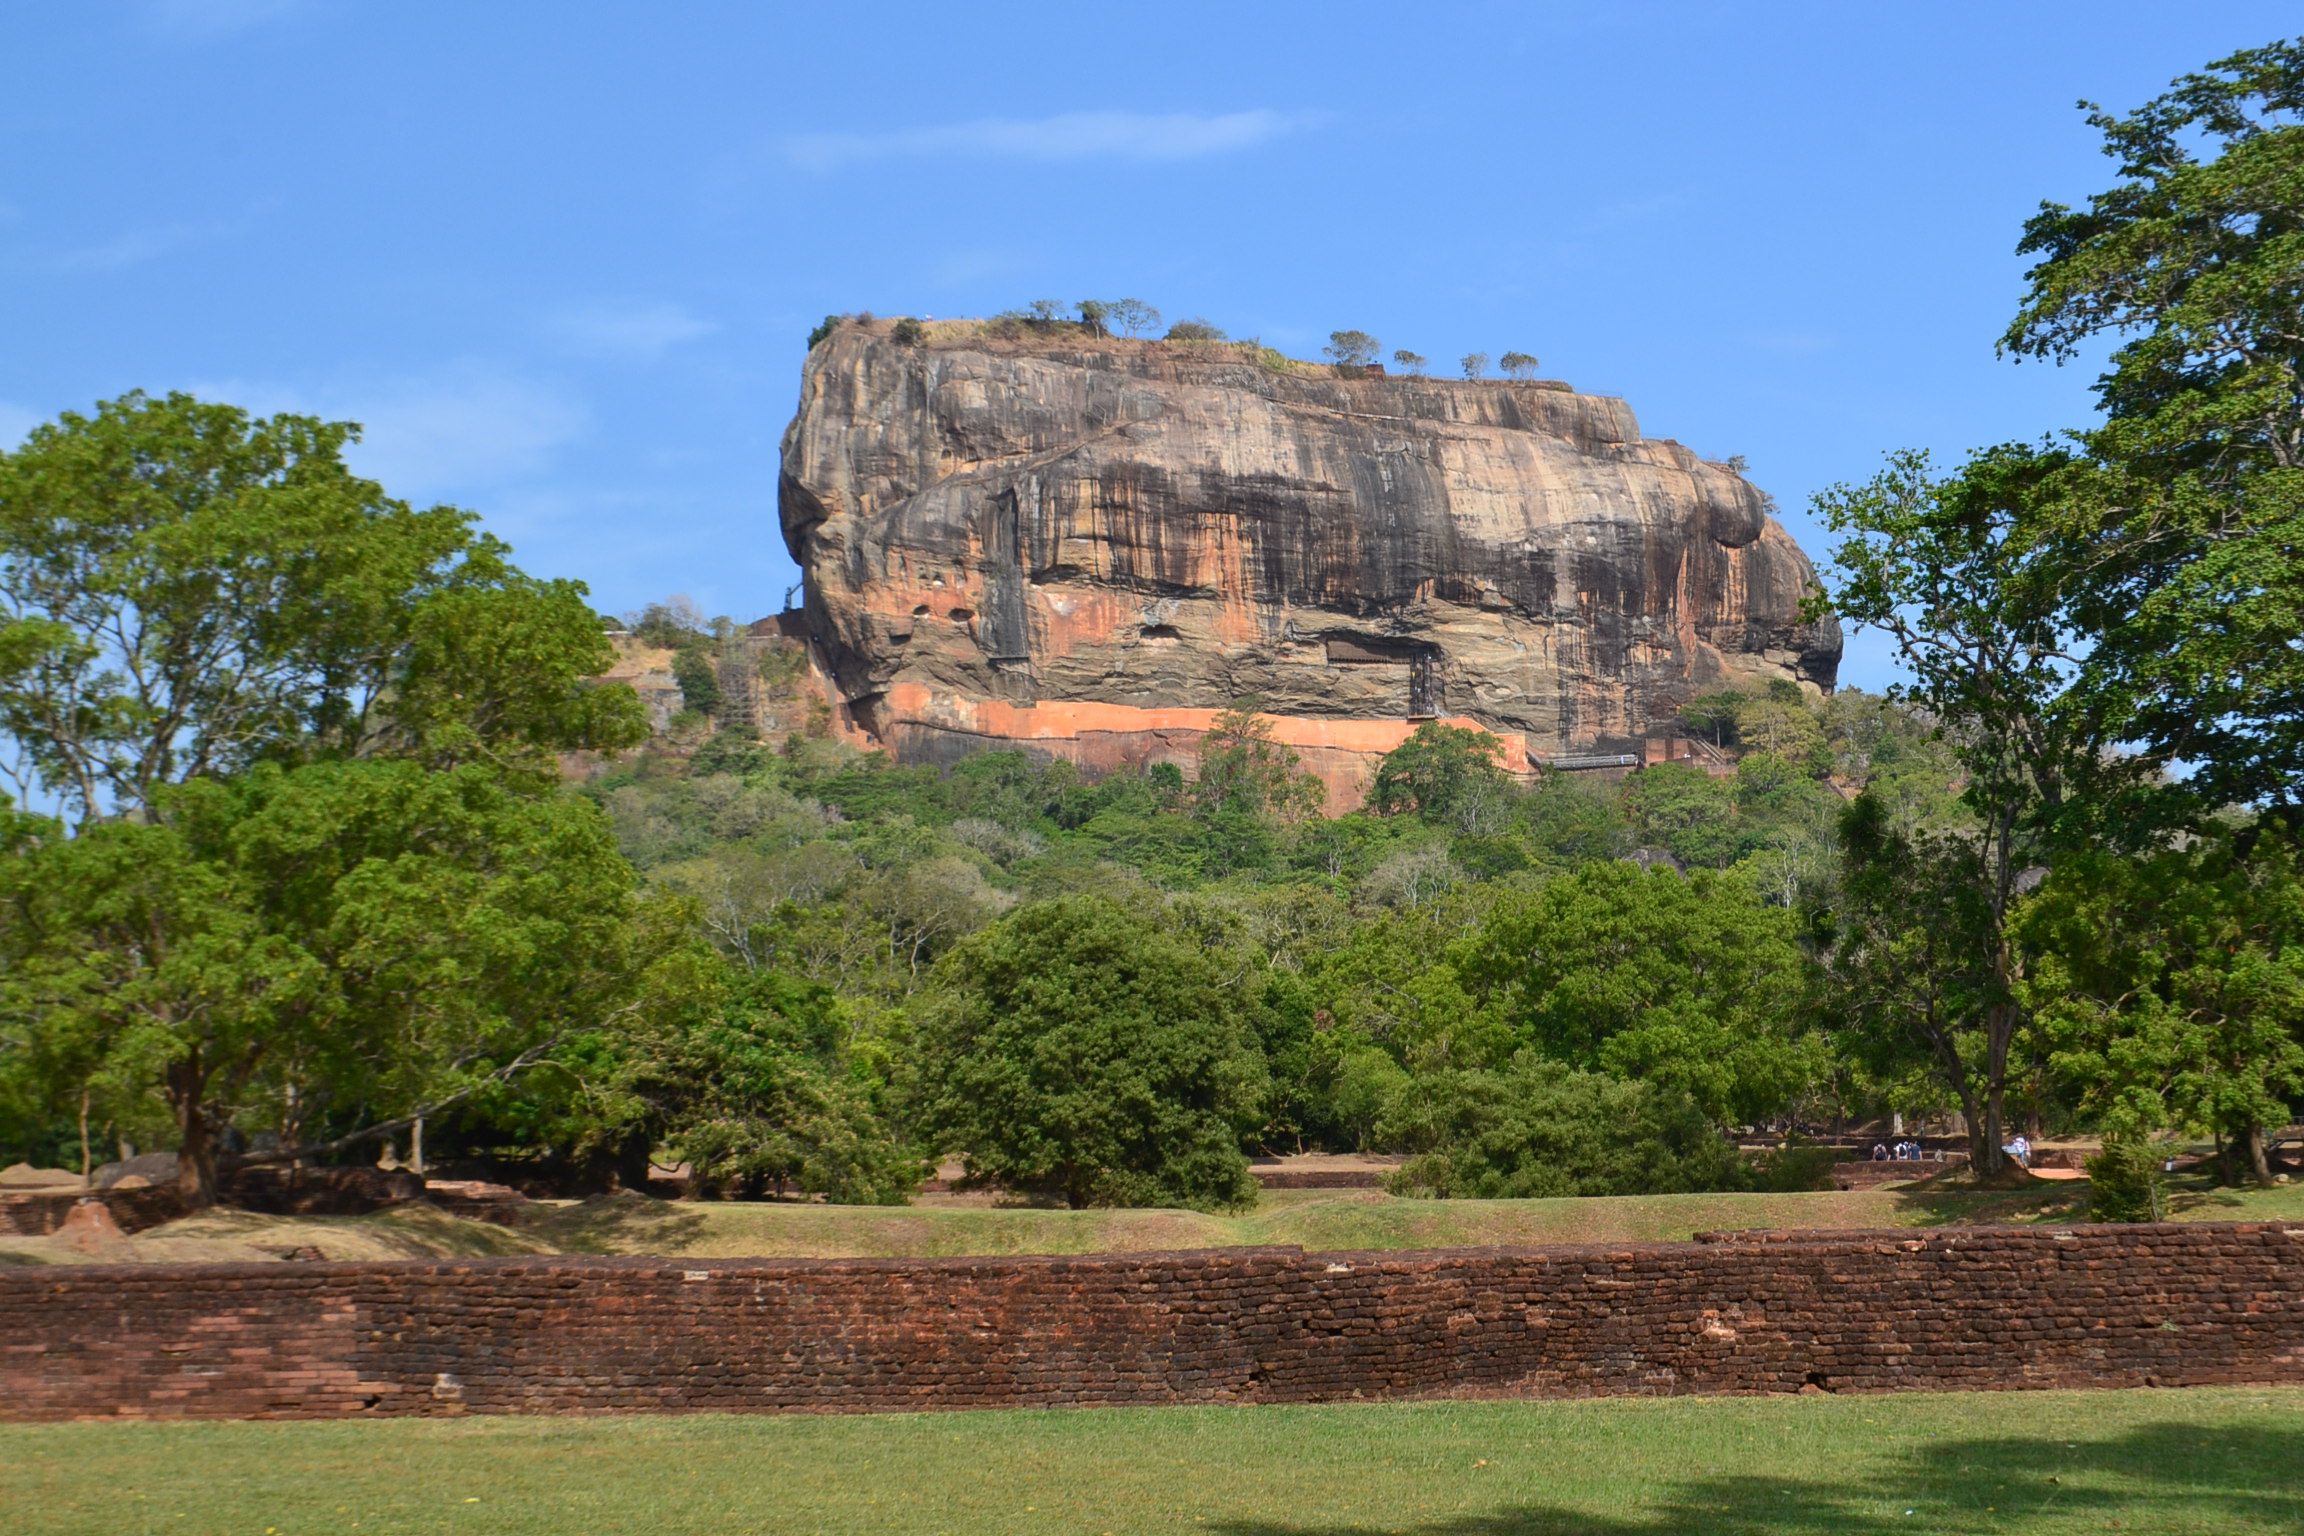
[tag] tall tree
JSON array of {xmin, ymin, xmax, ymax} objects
[
  {"xmin": 0, "ymin": 392, "xmax": 644, "ymax": 821},
  {"xmin": 1194, "ymin": 706, "xmax": 1326, "ymax": 823},
  {"xmin": 2002, "ymin": 41, "xmax": 2304, "ymax": 811},
  {"xmin": 0, "ymin": 393, "xmax": 653, "ymax": 1204},
  {"xmin": 1814, "ymin": 448, "xmax": 2104, "ymax": 1177},
  {"xmin": 0, "ymin": 761, "xmax": 655, "ymax": 1205},
  {"xmin": 1371, "ymin": 721, "xmax": 1510, "ymax": 829}
]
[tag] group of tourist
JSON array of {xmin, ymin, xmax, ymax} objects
[{"xmin": 1870, "ymin": 1140, "xmax": 1928, "ymax": 1162}]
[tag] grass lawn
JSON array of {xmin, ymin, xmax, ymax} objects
[
  {"xmin": 6, "ymin": 1177, "xmax": 2300, "ymax": 1268},
  {"xmin": 4, "ymin": 1386, "xmax": 2299, "ymax": 1535}
]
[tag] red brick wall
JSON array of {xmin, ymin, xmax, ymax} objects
[{"xmin": 4, "ymin": 1222, "xmax": 2298, "ymax": 1421}]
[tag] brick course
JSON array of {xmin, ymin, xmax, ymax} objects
[{"xmin": 3, "ymin": 1222, "xmax": 2298, "ymax": 1421}]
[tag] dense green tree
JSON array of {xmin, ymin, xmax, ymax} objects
[
  {"xmin": 1621, "ymin": 761, "xmax": 1743, "ymax": 867},
  {"xmin": 1518, "ymin": 771, "xmax": 1631, "ymax": 866},
  {"xmin": 0, "ymin": 392, "xmax": 644, "ymax": 821},
  {"xmin": 1193, "ymin": 706, "xmax": 1326, "ymax": 824},
  {"xmin": 1498, "ymin": 350, "xmax": 1539, "ymax": 379},
  {"xmin": 2019, "ymin": 830, "xmax": 2304, "ymax": 1184},
  {"xmin": 2003, "ymin": 41, "xmax": 2304, "ymax": 811},
  {"xmin": 1371, "ymin": 721, "xmax": 1512, "ymax": 830},
  {"xmin": 1383, "ymin": 1055, "xmax": 1746, "ymax": 1199},
  {"xmin": 1456, "ymin": 862, "xmax": 1821, "ymax": 1124},
  {"xmin": 0, "ymin": 760, "xmax": 651, "ymax": 1205},
  {"xmin": 671, "ymin": 646, "xmax": 722, "ymax": 720},
  {"xmin": 907, "ymin": 896, "xmax": 1268, "ymax": 1209},
  {"xmin": 644, "ymin": 969, "xmax": 920, "ymax": 1203}
]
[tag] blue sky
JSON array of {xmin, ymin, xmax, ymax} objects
[{"xmin": 3, "ymin": 2, "xmax": 2295, "ymax": 692}]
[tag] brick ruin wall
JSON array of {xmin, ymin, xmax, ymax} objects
[{"xmin": 3, "ymin": 1223, "xmax": 2298, "ymax": 1421}]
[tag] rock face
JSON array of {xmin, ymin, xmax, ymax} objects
[{"xmin": 780, "ymin": 324, "xmax": 1840, "ymax": 806}]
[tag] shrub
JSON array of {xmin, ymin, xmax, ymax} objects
[
  {"xmin": 2085, "ymin": 1136, "xmax": 2168, "ymax": 1222},
  {"xmin": 1747, "ymin": 1139, "xmax": 1840, "ymax": 1192},
  {"xmin": 1165, "ymin": 317, "xmax": 1226, "ymax": 342},
  {"xmin": 1383, "ymin": 1056, "xmax": 1745, "ymax": 1199},
  {"xmin": 805, "ymin": 314, "xmax": 845, "ymax": 349},
  {"xmin": 671, "ymin": 647, "xmax": 722, "ymax": 719},
  {"xmin": 890, "ymin": 316, "xmax": 928, "ymax": 347}
]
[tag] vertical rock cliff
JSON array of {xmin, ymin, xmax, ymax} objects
[{"xmin": 779, "ymin": 322, "xmax": 1840, "ymax": 806}]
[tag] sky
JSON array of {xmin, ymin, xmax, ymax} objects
[{"xmin": 3, "ymin": 1, "xmax": 2296, "ymax": 692}]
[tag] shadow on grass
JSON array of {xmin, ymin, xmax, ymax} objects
[
  {"xmin": 1212, "ymin": 1421, "xmax": 2304, "ymax": 1535},
  {"xmin": 345, "ymin": 1208, "xmax": 553, "ymax": 1259},
  {"xmin": 1885, "ymin": 1182, "xmax": 2090, "ymax": 1228},
  {"xmin": 525, "ymin": 1191, "xmax": 711, "ymax": 1255}
]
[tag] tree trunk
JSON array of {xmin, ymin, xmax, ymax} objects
[
  {"xmin": 1973, "ymin": 1001, "xmax": 2020, "ymax": 1184},
  {"xmin": 2241, "ymin": 1123, "xmax": 2274, "ymax": 1186},
  {"xmin": 1978, "ymin": 1078, "xmax": 2010, "ymax": 1184},
  {"xmin": 167, "ymin": 1055, "xmax": 218, "ymax": 1208},
  {"xmin": 77, "ymin": 1088, "xmax": 91, "ymax": 1184}
]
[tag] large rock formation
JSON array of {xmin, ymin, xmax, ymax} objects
[{"xmin": 780, "ymin": 322, "xmax": 1840, "ymax": 806}]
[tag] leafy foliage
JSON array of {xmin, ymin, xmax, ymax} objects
[
  {"xmin": 1323, "ymin": 330, "xmax": 1381, "ymax": 368},
  {"xmin": 0, "ymin": 391, "xmax": 644, "ymax": 821},
  {"xmin": 2003, "ymin": 41, "xmax": 2304, "ymax": 810},
  {"xmin": 1456, "ymin": 862, "xmax": 1823, "ymax": 1124},
  {"xmin": 907, "ymin": 897, "xmax": 1268, "ymax": 1209},
  {"xmin": 1385, "ymin": 1056, "xmax": 1747, "ymax": 1199},
  {"xmin": 2019, "ymin": 829, "xmax": 2304, "ymax": 1181}
]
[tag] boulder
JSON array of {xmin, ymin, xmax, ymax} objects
[{"xmin": 781, "ymin": 324, "xmax": 1841, "ymax": 808}]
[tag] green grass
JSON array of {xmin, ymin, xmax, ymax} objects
[
  {"xmin": 6, "ymin": 1178, "xmax": 2297, "ymax": 1268},
  {"xmin": 4, "ymin": 1387, "xmax": 2298, "ymax": 1534},
  {"xmin": 522, "ymin": 1178, "xmax": 2304, "ymax": 1261}
]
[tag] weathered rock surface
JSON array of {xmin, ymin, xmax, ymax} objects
[{"xmin": 780, "ymin": 324, "xmax": 1840, "ymax": 805}]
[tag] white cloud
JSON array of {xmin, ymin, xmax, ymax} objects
[
  {"xmin": 545, "ymin": 300, "xmax": 717, "ymax": 361},
  {"xmin": 776, "ymin": 109, "xmax": 1321, "ymax": 173},
  {"xmin": 185, "ymin": 365, "xmax": 588, "ymax": 501}
]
